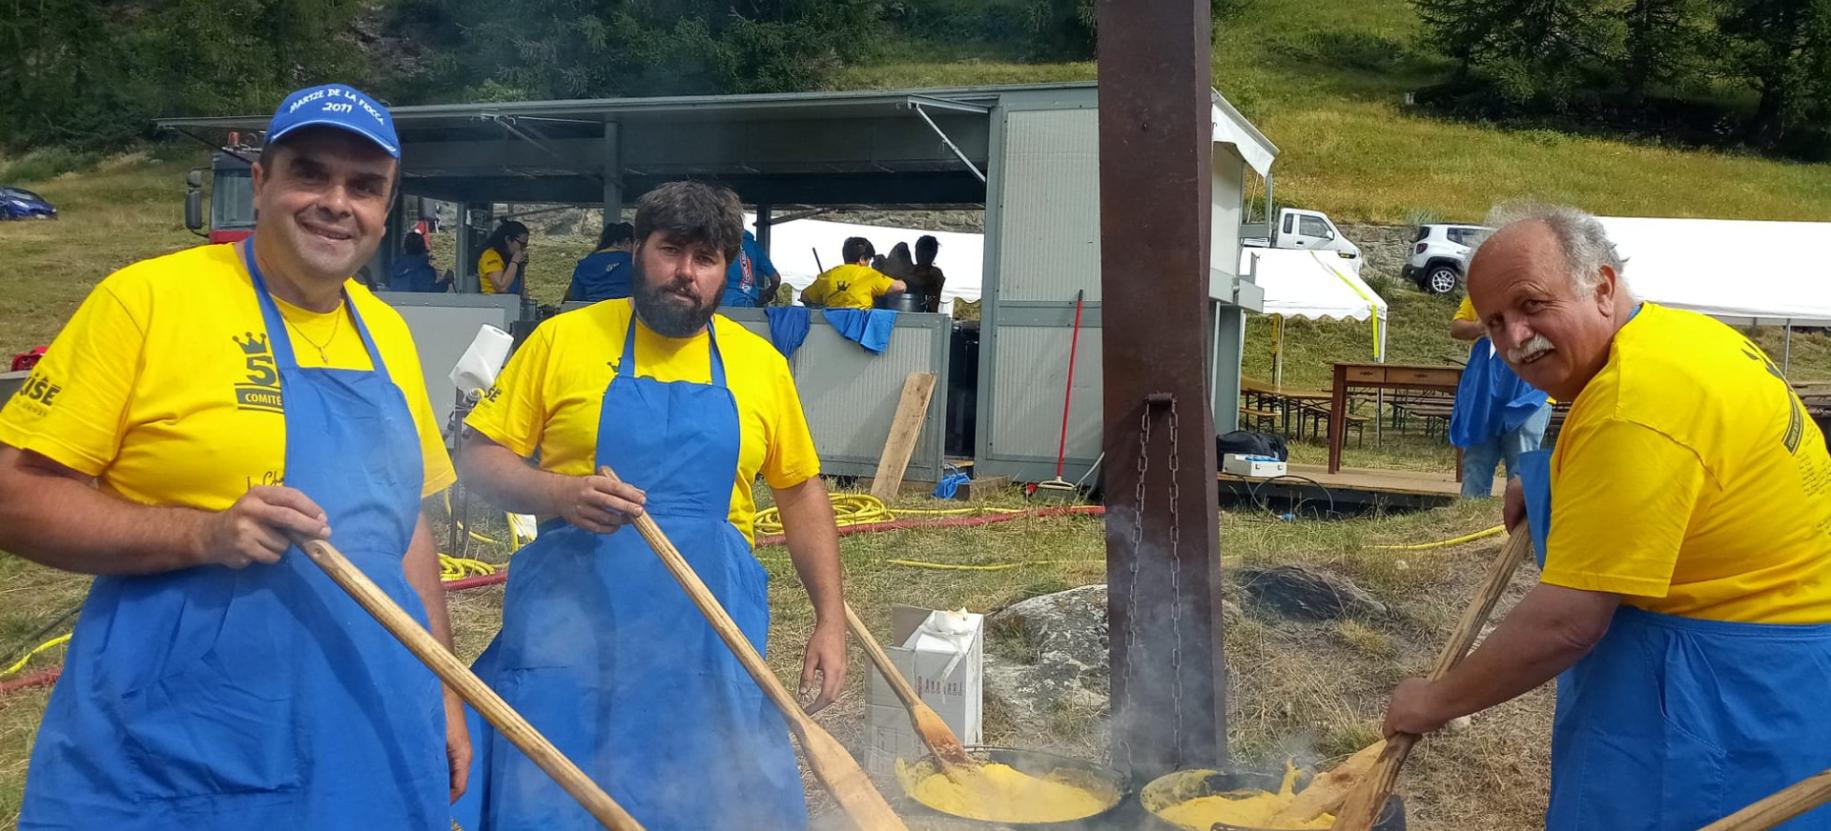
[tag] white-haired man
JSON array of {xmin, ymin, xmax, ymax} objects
[{"xmin": 1381, "ymin": 205, "xmax": 1831, "ymax": 829}]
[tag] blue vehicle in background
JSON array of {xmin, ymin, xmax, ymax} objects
[{"xmin": 0, "ymin": 186, "xmax": 56, "ymax": 220}]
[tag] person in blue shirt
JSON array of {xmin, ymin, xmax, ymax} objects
[
  {"xmin": 389, "ymin": 231, "xmax": 450, "ymax": 292},
  {"xmin": 720, "ymin": 229, "xmax": 781, "ymax": 308},
  {"xmin": 565, "ymin": 222, "xmax": 635, "ymax": 302}
]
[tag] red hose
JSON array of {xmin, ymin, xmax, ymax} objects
[
  {"xmin": 2, "ymin": 505, "xmax": 1107, "ymax": 697},
  {"xmin": 0, "ymin": 668, "xmax": 61, "ymax": 696}
]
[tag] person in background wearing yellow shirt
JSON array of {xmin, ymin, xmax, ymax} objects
[
  {"xmin": 477, "ymin": 220, "xmax": 529, "ymax": 298},
  {"xmin": 452, "ymin": 181, "xmax": 848, "ymax": 831},
  {"xmin": 1447, "ymin": 288, "xmax": 1552, "ymax": 498},
  {"xmin": 0, "ymin": 83, "xmax": 466, "ymax": 830},
  {"xmin": 1382, "ymin": 205, "xmax": 1831, "ymax": 830},
  {"xmin": 800, "ymin": 236, "xmax": 905, "ymax": 308}
]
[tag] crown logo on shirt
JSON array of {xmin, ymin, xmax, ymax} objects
[{"xmin": 234, "ymin": 332, "xmax": 269, "ymax": 355}]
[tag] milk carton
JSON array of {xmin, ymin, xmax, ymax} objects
[{"xmin": 864, "ymin": 605, "xmax": 984, "ymax": 777}]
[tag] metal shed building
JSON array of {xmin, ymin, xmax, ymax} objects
[{"xmin": 157, "ymin": 82, "xmax": 1275, "ymax": 487}]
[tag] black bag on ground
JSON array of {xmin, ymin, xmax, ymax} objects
[{"xmin": 1216, "ymin": 430, "xmax": 1288, "ymax": 463}]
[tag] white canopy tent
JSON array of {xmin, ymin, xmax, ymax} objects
[
  {"xmin": 746, "ymin": 214, "xmax": 983, "ymax": 313},
  {"xmin": 1241, "ymin": 248, "xmax": 1389, "ymax": 387},
  {"xmin": 1598, "ymin": 217, "xmax": 1831, "ymax": 327}
]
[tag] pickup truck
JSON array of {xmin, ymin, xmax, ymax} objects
[{"xmin": 1241, "ymin": 207, "xmax": 1363, "ymax": 272}]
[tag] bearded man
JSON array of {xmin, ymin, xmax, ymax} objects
[{"xmin": 451, "ymin": 180, "xmax": 849, "ymax": 831}]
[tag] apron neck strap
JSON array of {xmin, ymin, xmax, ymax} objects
[
  {"xmin": 621, "ymin": 310, "xmax": 726, "ymax": 388},
  {"xmin": 241, "ymin": 239, "xmax": 389, "ymax": 376}
]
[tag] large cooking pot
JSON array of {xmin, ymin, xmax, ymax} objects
[
  {"xmin": 1138, "ymin": 769, "xmax": 1406, "ymax": 831},
  {"xmin": 896, "ymin": 746, "xmax": 1130, "ymax": 830},
  {"xmin": 879, "ymin": 291, "xmax": 925, "ymax": 312}
]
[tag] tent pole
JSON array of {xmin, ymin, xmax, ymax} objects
[
  {"xmin": 1784, "ymin": 321, "xmax": 1793, "ymax": 375},
  {"xmin": 1373, "ymin": 310, "xmax": 1386, "ymax": 448},
  {"xmin": 1272, "ymin": 315, "xmax": 1283, "ymax": 390}
]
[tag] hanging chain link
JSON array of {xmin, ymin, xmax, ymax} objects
[
  {"xmin": 1165, "ymin": 396, "xmax": 1187, "ymax": 763},
  {"xmin": 1119, "ymin": 402, "xmax": 1151, "ymax": 777},
  {"xmin": 1119, "ymin": 393, "xmax": 1189, "ymax": 774}
]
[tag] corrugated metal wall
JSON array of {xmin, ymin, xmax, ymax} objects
[
  {"xmin": 977, "ymin": 97, "xmax": 1107, "ymax": 483},
  {"xmin": 719, "ymin": 308, "xmax": 951, "ymax": 484},
  {"xmin": 993, "ymin": 108, "xmax": 1103, "ymax": 303},
  {"xmin": 986, "ymin": 319, "xmax": 1103, "ymax": 466},
  {"xmin": 382, "ymin": 293, "xmax": 523, "ymax": 430}
]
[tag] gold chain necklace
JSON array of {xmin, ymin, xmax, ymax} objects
[{"xmin": 288, "ymin": 305, "xmax": 343, "ymax": 362}]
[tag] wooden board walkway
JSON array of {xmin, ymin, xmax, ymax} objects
[{"xmin": 1219, "ymin": 463, "xmax": 1506, "ymax": 505}]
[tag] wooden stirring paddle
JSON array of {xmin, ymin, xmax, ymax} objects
[
  {"xmin": 1698, "ymin": 769, "xmax": 1831, "ymax": 831},
  {"xmin": 291, "ymin": 534, "xmax": 644, "ymax": 831},
  {"xmin": 1265, "ymin": 740, "xmax": 1387, "ymax": 825},
  {"xmin": 1330, "ymin": 528, "xmax": 1534, "ymax": 831},
  {"xmin": 598, "ymin": 467, "xmax": 909, "ymax": 831},
  {"xmin": 843, "ymin": 603, "xmax": 980, "ymax": 778}
]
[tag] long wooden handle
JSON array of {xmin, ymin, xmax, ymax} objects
[
  {"xmin": 844, "ymin": 603, "xmax": 921, "ymax": 710},
  {"xmin": 292, "ymin": 536, "xmax": 644, "ymax": 831},
  {"xmin": 598, "ymin": 467, "xmax": 909, "ymax": 831},
  {"xmin": 1698, "ymin": 770, "xmax": 1831, "ymax": 831},
  {"xmin": 1331, "ymin": 529, "xmax": 1533, "ymax": 831}
]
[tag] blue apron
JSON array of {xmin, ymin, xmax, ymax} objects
[
  {"xmin": 1517, "ymin": 449, "xmax": 1831, "ymax": 830},
  {"xmin": 455, "ymin": 315, "xmax": 806, "ymax": 831},
  {"xmin": 20, "ymin": 241, "xmax": 446, "ymax": 830},
  {"xmin": 1449, "ymin": 337, "xmax": 1548, "ymax": 449}
]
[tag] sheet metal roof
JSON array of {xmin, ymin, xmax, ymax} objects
[{"xmin": 159, "ymin": 82, "xmax": 1275, "ymax": 207}]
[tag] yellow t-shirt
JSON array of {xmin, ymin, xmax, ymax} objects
[
  {"xmin": 1541, "ymin": 303, "xmax": 1831, "ymax": 623},
  {"xmin": 801, "ymin": 264, "xmax": 895, "ymax": 309},
  {"xmin": 465, "ymin": 298, "xmax": 820, "ymax": 545},
  {"xmin": 477, "ymin": 248, "xmax": 506, "ymax": 294},
  {"xmin": 0, "ymin": 243, "xmax": 454, "ymax": 511}
]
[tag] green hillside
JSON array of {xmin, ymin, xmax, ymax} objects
[{"xmin": 837, "ymin": 0, "xmax": 1831, "ymax": 224}]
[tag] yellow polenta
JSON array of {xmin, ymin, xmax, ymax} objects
[{"xmin": 898, "ymin": 761, "xmax": 1112, "ymax": 823}]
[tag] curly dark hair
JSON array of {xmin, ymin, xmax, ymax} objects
[{"xmin": 632, "ymin": 181, "xmax": 743, "ymax": 265}]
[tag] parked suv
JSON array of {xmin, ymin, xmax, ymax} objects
[{"xmin": 1403, "ymin": 224, "xmax": 1491, "ymax": 295}]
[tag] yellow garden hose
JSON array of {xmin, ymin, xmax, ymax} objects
[
  {"xmin": 440, "ymin": 555, "xmax": 499, "ymax": 581},
  {"xmin": 1371, "ymin": 524, "xmax": 1505, "ymax": 550},
  {"xmin": 2, "ymin": 633, "xmax": 70, "ymax": 677},
  {"xmin": 750, "ymin": 493, "xmax": 1024, "ymax": 537}
]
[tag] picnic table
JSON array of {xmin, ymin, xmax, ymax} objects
[{"xmin": 1328, "ymin": 362, "xmax": 1464, "ymax": 474}]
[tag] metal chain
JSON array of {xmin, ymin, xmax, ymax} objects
[
  {"xmin": 1165, "ymin": 397, "xmax": 1187, "ymax": 763},
  {"xmin": 1119, "ymin": 403, "xmax": 1151, "ymax": 777}
]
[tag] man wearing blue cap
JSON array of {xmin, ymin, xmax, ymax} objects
[{"xmin": 0, "ymin": 84, "xmax": 466, "ymax": 830}]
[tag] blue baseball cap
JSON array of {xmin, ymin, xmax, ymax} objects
[{"xmin": 264, "ymin": 83, "xmax": 399, "ymax": 158}]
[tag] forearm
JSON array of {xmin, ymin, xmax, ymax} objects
[
  {"xmin": 402, "ymin": 513, "xmax": 454, "ymax": 649},
  {"xmin": 1450, "ymin": 320, "xmax": 1484, "ymax": 341},
  {"xmin": 0, "ymin": 447, "xmax": 207, "ymax": 575},
  {"xmin": 457, "ymin": 433, "xmax": 562, "ymax": 516},
  {"xmin": 1427, "ymin": 584, "xmax": 1615, "ymax": 718},
  {"xmin": 773, "ymin": 477, "xmax": 844, "ymax": 625}
]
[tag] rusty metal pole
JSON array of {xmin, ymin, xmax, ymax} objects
[{"xmin": 1097, "ymin": 0, "xmax": 1226, "ymax": 782}]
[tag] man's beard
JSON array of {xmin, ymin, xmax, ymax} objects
[{"xmin": 632, "ymin": 264, "xmax": 722, "ymax": 338}]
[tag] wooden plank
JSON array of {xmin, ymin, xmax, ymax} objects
[
  {"xmin": 869, "ymin": 372, "xmax": 938, "ymax": 501},
  {"xmin": 1219, "ymin": 463, "xmax": 1502, "ymax": 499}
]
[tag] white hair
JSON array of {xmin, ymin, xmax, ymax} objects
[{"xmin": 1479, "ymin": 203, "xmax": 1631, "ymax": 298}]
